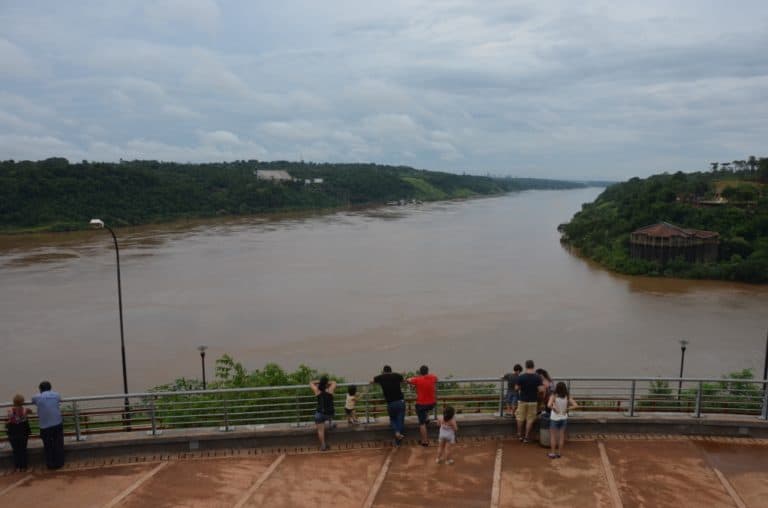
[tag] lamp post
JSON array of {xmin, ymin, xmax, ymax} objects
[
  {"xmin": 90, "ymin": 218, "xmax": 130, "ymax": 429},
  {"xmin": 678, "ymin": 339, "xmax": 688, "ymax": 401},
  {"xmin": 198, "ymin": 345, "xmax": 208, "ymax": 389}
]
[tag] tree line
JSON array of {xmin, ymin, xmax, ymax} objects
[{"xmin": 0, "ymin": 158, "xmax": 586, "ymax": 233}]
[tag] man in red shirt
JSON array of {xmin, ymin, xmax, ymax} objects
[{"xmin": 407, "ymin": 365, "xmax": 438, "ymax": 446}]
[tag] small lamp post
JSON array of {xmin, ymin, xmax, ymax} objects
[
  {"xmin": 90, "ymin": 218, "xmax": 131, "ymax": 429},
  {"xmin": 678, "ymin": 339, "xmax": 689, "ymax": 401},
  {"xmin": 198, "ymin": 345, "xmax": 208, "ymax": 389}
]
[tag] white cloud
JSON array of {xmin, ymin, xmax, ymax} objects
[
  {"xmin": 144, "ymin": 0, "xmax": 220, "ymax": 34},
  {"xmin": 0, "ymin": 38, "xmax": 42, "ymax": 78}
]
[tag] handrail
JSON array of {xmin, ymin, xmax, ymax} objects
[{"xmin": 3, "ymin": 376, "xmax": 766, "ymax": 405}]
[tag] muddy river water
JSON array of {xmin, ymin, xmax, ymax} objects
[{"xmin": 2, "ymin": 188, "xmax": 767, "ymax": 395}]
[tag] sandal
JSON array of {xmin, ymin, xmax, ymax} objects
[{"xmin": 547, "ymin": 453, "xmax": 557, "ymax": 459}]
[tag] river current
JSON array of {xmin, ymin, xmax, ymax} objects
[{"xmin": 1, "ymin": 188, "xmax": 767, "ymax": 395}]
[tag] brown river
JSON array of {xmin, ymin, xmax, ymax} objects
[{"xmin": 2, "ymin": 188, "xmax": 767, "ymax": 396}]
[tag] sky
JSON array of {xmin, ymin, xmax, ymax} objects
[{"xmin": 1, "ymin": 1, "xmax": 767, "ymax": 180}]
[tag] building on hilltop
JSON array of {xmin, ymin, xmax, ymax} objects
[
  {"xmin": 629, "ymin": 222, "xmax": 719, "ymax": 264},
  {"xmin": 256, "ymin": 170, "xmax": 293, "ymax": 182}
]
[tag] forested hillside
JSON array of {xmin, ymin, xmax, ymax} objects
[
  {"xmin": 561, "ymin": 158, "xmax": 768, "ymax": 283},
  {"xmin": 0, "ymin": 158, "xmax": 584, "ymax": 232}
]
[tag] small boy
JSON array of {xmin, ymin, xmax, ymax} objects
[{"xmin": 345, "ymin": 385, "xmax": 359, "ymax": 424}]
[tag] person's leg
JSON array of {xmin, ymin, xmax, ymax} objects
[
  {"xmin": 53, "ymin": 423, "xmax": 65, "ymax": 468},
  {"xmin": 524, "ymin": 412, "xmax": 535, "ymax": 440},
  {"xmin": 395, "ymin": 400, "xmax": 405, "ymax": 437},
  {"xmin": 558, "ymin": 422, "xmax": 567, "ymax": 455},
  {"xmin": 549, "ymin": 426, "xmax": 557, "ymax": 456},
  {"xmin": 10, "ymin": 438, "xmax": 22, "ymax": 470},
  {"xmin": 386, "ymin": 401, "xmax": 397, "ymax": 435},
  {"xmin": 515, "ymin": 404, "xmax": 525, "ymax": 439},
  {"xmin": 436, "ymin": 439, "xmax": 445, "ymax": 462},
  {"xmin": 40, "ymin": 427, "xmax": 54, "ymax": 468},
  {"xmin": 317, "ymin": 422, "xmax": 326, "ymax": 449},
  {"xmin": 19, "ymin": 436, "xmax": 28, "ymax": 470},
  {"xmin": 445, "ymin": 440, "xmax": 454, "ymax": 464}
]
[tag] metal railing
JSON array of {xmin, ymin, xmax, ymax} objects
[{"xmin": 2, "ymin": 377, "xmax": 766, "ymax": 442}]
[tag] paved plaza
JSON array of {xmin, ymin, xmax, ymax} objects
[{"xmin": 1, "ymin": 435, "xmax": 767, "ymax": 507}]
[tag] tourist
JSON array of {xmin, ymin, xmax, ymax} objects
[
  {"xmin": 345, "ymin": 385, "xmax": 359, "ymax": 425},
  {"xmin": 407, "ymin": 365, "xmax": 438, "ymax": 447},
  {"xmin": 309, "ymin": 376, "xmax": 337, "ymax": 451},
  {"xmin": 372, "ymin": 365, "xmax": 406, "ymax": 446},
  {"xmin": 547, "ymin": 382, "xmax": 578, "ymax": 459},
  {"xmin": 515, "ymin": 360, "xmax": 543, "ymax": 443},
  {"xmin": 5, "ymin": 394, "xmax": 33, "ymax": 472},
  {"xmin": 502, "ymin": 364, "xmax": 523, "ymax": 416},
  {"xmin": 32, "ymin": 381, "xmax": 64, "ymax": 469},
  {"xmin": 536, "ymin": 368, "xmax": 554, "ymax": 415},
  {"xmin": 435, "ymin": 405, "xmax": 458, "ymax": 465}
]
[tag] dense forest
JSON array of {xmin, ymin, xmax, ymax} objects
[
  {"xmin": 561, "ymin": 157, "xmax": 768, "ymax": 283},
  {"xmin": 0, "ymin": 158, "xmax": 585, "ymax": 233}
]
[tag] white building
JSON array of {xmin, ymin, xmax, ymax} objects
[{"xmin": 256, "ymin": 170, "xmax": 293, "ymax": 182}]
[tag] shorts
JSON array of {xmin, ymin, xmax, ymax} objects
[
  {"xmin": 438, "ymin": 426, "xmax": 456, "ymax": 444},
  {"xmin": 415, "ymin": 404, "xmax": 435, "ymax": 425},
  {"xmin": 344, "ymin": 408, "xmax": 354, "ymax": 415},
  {"xmin": 550, "ymin": 418, "xmax": 567, "ymax": 430},
  {"xmin": 506, "ymin": 393, "xmax": 519, "ymax": 405},
  {"xmin": 314, "ymin": 412, "xmax": 333, "ymax": 424},
  {"xmin": 515, "ymin": 402, "xmax": 538, "ymax": 424}
]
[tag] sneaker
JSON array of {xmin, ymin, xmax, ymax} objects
[
  {"xmin": 547, "ymin": 453, "xmax": 557, "ymax": 459},
  {"xmin": 445, "ymin": 459, "xmax": 454, "ymax": 465},
  {"xmin": 435, "ymin": 458, "xmax": 443, "ymax": 464},
  {"xmin": 555, "ymin": 453, "xmax": 561, "ymax": 458},
  {"xmin": 518, "ymin": 435, "xmax": 524, "ymax": 442},
  {"xmin": 320, "ymin": 443, "xmax": 330, "ymax": 451},
  {"xmin": 522, "ymin": 437, "xmax": 531, "ymax": 444},
  {"xmin": 420, "ymin": 441, "xmax": 429, "ymax": 447}
]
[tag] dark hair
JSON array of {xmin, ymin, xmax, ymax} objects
[
  {"xmin": 525, "ymin": 360, "xmax": 534, "ymax": 369},
  {"xmin": 513, "ymin": 364, "xmax": 523, "ymax": 373},
  {"xmin": 318, "ymin": 376, "xmax": 329, "ymax": 392},
  {"xmin": 537, "ymin": 369, "xmax": 551, "ymax": 382},
  {"xmin": 383, "ymin": 365, "xmax": 392, "ymax": 373},
  {"xmin": 347, "ymin": 385, "xmax": 357, "ymax": 396},
  {"xmin": 39, "ymin": 381, "xmax": 52, "ymax": 393},
  {"xmin": 419, "ymin": 365, "xmax": 429, "ymax": 375},
  {"xmin": 443, "ymin": 405, "xmax": 455, "ymax": 421},
  {"xmin": 555, "ymin": 382, "xmax": 568, "ymax": 398}
]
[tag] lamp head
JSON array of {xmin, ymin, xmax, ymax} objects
[
  {"xmin": 680, "ymin": 339, "xmax": 689, "ymax": 349},
  {"xmin": 89, "ymin": 218, "xmax": 105, "ymax": 228},
  {"xmin": 198, "ymin": 345, "xmax": 208, "ymax": 355}
]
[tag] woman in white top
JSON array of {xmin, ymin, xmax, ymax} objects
[{"xmin": 547, "ymin": 382, "xmax": 578, "ymax": 459}]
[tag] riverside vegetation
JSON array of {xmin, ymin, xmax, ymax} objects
[
  {"xmin": 561, "ymin": 157, "xmax": 768, "ymax": 283},
  {"xmin": 1, "ymin": 158, "xmax": 586, "ymax": 233}
]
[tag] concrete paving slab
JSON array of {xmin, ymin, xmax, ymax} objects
[
  {"xmin": 374, "ymin": 440, "xmax": 497, "ymax": 508},
  {"xmin": 0, "ymin": 464, "xmax": 154, "ymax": 508},
  {"xmin": 499, "ymin": 440, "xmax": 613, "ymax": 507},
  {"xmin": 118, "ymin": 457, "xmax": 274, "ymax": 508},
  {"xmin": 696, "ymin": 441, "xmax": 768, "ymax": 508},
  {"xmin": 604, "ymin": 440, "xmax": 734, "ymax": 507},
  {"xmin": 0, "ymin": 473, "xmax": 27, "ymax": 490},
  {"xmin": 245, "ymin": 448, "xmax": 387, "ymax": 508}
]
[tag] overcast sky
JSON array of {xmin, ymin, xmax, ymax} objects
[{"xmin": 1, "ymin": 1, "xmax": 767, "ymax": 180}]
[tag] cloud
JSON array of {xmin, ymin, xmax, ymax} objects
[{"xmin": 1, "ymin": 1, "xmax": 767, "ymax": 179}]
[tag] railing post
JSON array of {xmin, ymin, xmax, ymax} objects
[
  {"xmin": 694, "ymin": 381, "xmax": 703, "ymax": 418},
  {"xmin": 295, "ymin": 388, "xmax": 301, "ymax": 427},
  {"xmin": 628, "ymin": 380, "xmax": 636, "ymax": 417},
  {"xmin": 498, "ymin": 379, "xmax": 505, "ymax": 417},
  {"xmin": 364, "ymin": 386, "xmax": 371, "ymax": 424},
  {"xmin": 150, "ymin": 396, "xmax": 158, "ymax": 436},
  {"xmin": 220, "ymin": 394, "xmax": 231, "ymax": 432},
  {"xmin": 760, "ymin": 383, "xmax": 768, "ymax": 420},
  {"xmin": 72, "ymin": 400, "xmax": 83, "ymax": 441}
]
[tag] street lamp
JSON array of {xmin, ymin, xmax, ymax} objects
[
  {"xmin": 90, "ymin": 218, "xmax": 130, "ymax": 429},
  {"xmin": 678, "ymin": 339, "xmax": 689, "ymax": 401},
  {"xmin": 198, "ymin": 345, "xmax": 208, "ymax": 389}
]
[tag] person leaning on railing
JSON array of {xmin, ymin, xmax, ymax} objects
[
  {"xmin": 32, "ymin": 381, "xmax": 65, "ymax": 470},
  {"xmin": 309, "ymin": 376, "xmax": 337, "ymax": 452},
  {"xmin": 5, "ymin": 394, "xmax": 33, "ymax": 472}
]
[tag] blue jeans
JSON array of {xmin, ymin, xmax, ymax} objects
[{"xmin": 386, "ymin": 399, "xmax": 405, "ymax": 435}]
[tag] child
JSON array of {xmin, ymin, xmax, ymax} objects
[
  {"xmin": 345, "ymin": 385, "xmax": 359, "ymax": 424},
  {"xmin": 547, "ymin": 382, "xmax": 578, "ymax": 459},
  {"xmin": 436, "ymin": 405, "xmax": 458, "ymax": 465}
]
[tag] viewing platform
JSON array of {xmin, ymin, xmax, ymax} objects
[{"xmin": 3, "ymin": 377, "xmax": 768, "ymax": 506}]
